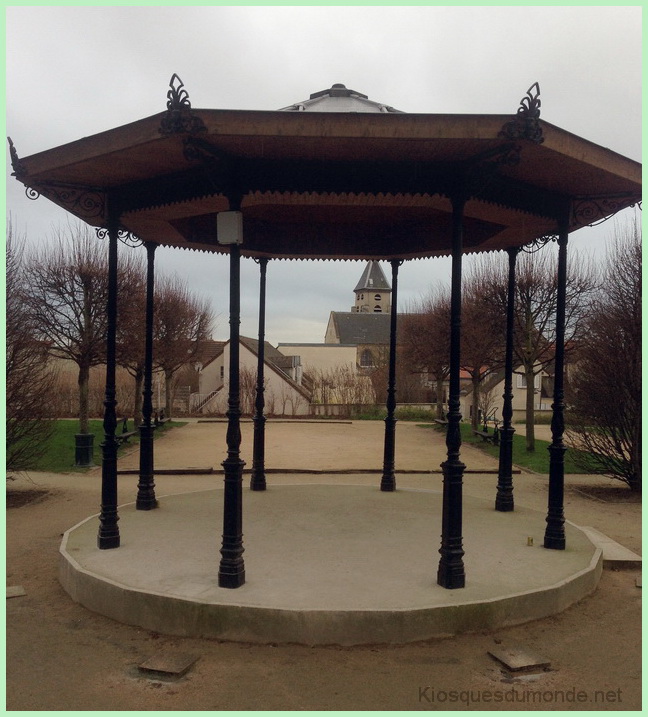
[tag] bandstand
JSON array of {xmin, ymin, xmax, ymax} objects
[{"xmin": 10, "ymin": 78, "xmax": 641, "ymax": 643}]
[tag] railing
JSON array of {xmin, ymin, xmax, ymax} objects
[{"xmin": 189, "ymin": 389, "xmax": 221, "ymax": 413}]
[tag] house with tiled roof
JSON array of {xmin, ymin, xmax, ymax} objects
[{"xmin": 191, "ymin": 337, "xmax": 311, "ymax": 416}]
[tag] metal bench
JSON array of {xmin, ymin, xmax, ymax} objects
[
  {"xmin": 116, "ymin": 417, "xmax": 137, "ymax": 445},
  {"xmin": 473, "ymin": 428, "xmax": 499, "ymax": 446}
]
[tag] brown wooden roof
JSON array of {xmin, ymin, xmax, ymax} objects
[{"xmin": 12, "ymin": 98, "xmax": 641, "ymax": 260}]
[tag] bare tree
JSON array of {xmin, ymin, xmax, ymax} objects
[
  {"xmin": 24, "ymin": 224, "xmax": 145, "ymax": 435},
  {"xmin": 461, "ymin": 267, "xmax": 506, "ymax": 430},
  {"xmin": 154, "ymin": 275, "xmax": 214, "ymax": 417},
  {"xmin": 400, "ymin": 290, "xmax": 451, "ymax": 418},
  {"xmin": 115, "ymin": 257, "xmax": 147, "ymax": 423},
  {"xmin": 239, "ymin": 366, "xmax": 258, "ymax": 416},
  {"xmin": 470, "ymin": 250, "xmax": 596, "ymax": 449},
  {"xmin": 6, "ymin": 220, "xmax": 57, "ymax": 473},
  {"xmin": 567, "ymin": 221, "xmax": 641, "ymax": 491},
  {"xmin": 24, "ymin": 224, "xmax": 109, "ymax": 435}
]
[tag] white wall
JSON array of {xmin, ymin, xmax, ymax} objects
[
  {"xmin": 277, "ymin": 343, "xmax": 357, "ymax": 373},
  {"xmin": 212, "ymin": 341, "xmax": 310, "ymax": 416}
]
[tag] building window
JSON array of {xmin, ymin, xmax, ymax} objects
[
  {"xmin": 360, "ymin": 349, "xmax": 375, "ymax": 367},
  {"xmin": 373, "ymin": 305, "xmax": 382, "ymax": 312},
  {"xmin": 374, "ymin": 294, "xmax": 381, "ymax": 301},
  {"xmin": 517, "ymin": 373, "xmax": 540, "ymax": 389},
  {"xmin": 220, "ymin": 365, "xmax": 224, "ymax": 380}
]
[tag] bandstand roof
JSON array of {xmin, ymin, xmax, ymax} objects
[{"xmin": 10, "ymin": 79, "xmax": 641, "ymax": 260}]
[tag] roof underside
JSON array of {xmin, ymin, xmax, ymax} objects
[{"xmin": 13, "ymin": 105, "xmax": 641, "ymax": 260}]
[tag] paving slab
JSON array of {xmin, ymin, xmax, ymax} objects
[
  {"xmin": 6, "ymin": 586, "xmax": 26, "ymax": 599},
  {"xmin": 577, "ymin": 526, "xmax": 641, "ymax": 569},
  {"xmin": 138, "ymin": 648, "xmax": 199, "ymax": 677},
  {"xmin": 488, "ymin": 645, "xmax": 551, "ymax": 671}
]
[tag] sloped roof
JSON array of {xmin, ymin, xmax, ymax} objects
[
  {"xmin": 330, "ymin": 312, "xmax": 391, "ymax": 345},
  {"xmin": 195, "ymin": 339, "xmax": 226, "ymax": 368},
  {"xmin": 279, "ymin": 83, "xmax": 403, "ymax": 114},
  {"xmin": 239, "ymin": 336, "xmax": 311, "ymax": 400},
  {"xmin": 13, "ymin": 78, "xmax": 641, "ymax": 259},
  {"xmin": 354, "ymin": 261, "xmax": 391, "ymax": 292}
]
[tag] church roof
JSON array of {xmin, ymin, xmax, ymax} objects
[
  {"xmin": 279, "ymin": 83, "xmax": 403, "ymax": 113},
  {"xmin": 354, "ymin": 261, "xmax": 391, "ymax": 292},
  {"xmin": 330, "ymin": 312, "xmax": 391, "ymax": 345}
]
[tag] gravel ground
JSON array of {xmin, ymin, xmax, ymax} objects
[{"xmin": 6, "ymin": 420, "xmax": 641, "ymax": 711}]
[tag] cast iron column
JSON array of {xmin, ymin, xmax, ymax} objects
[
  {"xmin": 495, "ymin": 246, "xmax": 520, "ymax": 512},
  {"xmin": 136, "ymin": 242, "xmax": 158, "ymax": 510},
  {"xmin": 218, "ymin": 241, "xmax": 246, "ymax": 587},
  {"xmin": 380, "ymin": 259, "xmax": 402, "ymax": 492},
  {"xmin": 437, "ymin": 193, "xmax": 466, "ymax": 589},
  {"xmin": 97, "ymin": 210, "xmax": 120, "ymax": 549},
  {"xmin": 544, "ymin": 220, "xmax": 569, "ymax": 550},
  {"xmin": 250, "ymin": 258, "xmax": 268, "ymax": 491}
]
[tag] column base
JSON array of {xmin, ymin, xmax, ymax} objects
[
  {"xmin": 97, "ymin": 533, "xmax": 120, "ymax": 550},
  {"xmin": 544, "ymin": 534, "xmax": 566, "ymax": 550},
  {"xmin": 250, "ymin": 474, "xmax": 267, "ymax": 491},
  {"xmin": 437, "ymin": 560, "xmax": 465, "ymax": 589},
  {"xmin": 495, "ymin": 494, "xmax": 514, "ymax": 512},
  {"xmin": 136, "ymin": 497, "xmax": 158, "ymax": 511},
  {"xmin": 218, "ymin": 566, "xmax": 246, "ymax": 589}
]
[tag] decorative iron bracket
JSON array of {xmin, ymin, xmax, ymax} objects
[
  {"xmin": 499, "ymin": 82, "xmax": 544, "ymax": 144},
  {"xmin": 22, "ymin": 178, "xmax": 106, "ymax": 220},
  {"xmin": 95, "ymin": 227, "xmax": 143, "ymax": 248},
  {"xmin": 521, "ymin": 234, "xmax": 556, "ymax": 254},
  {"xmin": 159, "ymin": 74, "xmax": 207, "ymax": 136},
  {"xmin": 571, "ymin": 193, "xmax": 642, "ymax": 228}
]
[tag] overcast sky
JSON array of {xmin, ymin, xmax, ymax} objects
[{"xmin": 5, "ymin": 5, "xmax": 642, "ymax": 345}]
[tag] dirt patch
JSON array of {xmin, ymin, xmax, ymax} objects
[
  {"xmin": 6, "ymin": 488, "xmax": 51, "ymax": 509},
  {"xmin": 6, "ymin": 421, "xmax": 642, "ymax": 710},
  {"xmin": 569, "ymin": 483, "xmax": 641, "ymax": 504}
]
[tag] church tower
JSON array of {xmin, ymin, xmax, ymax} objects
[{"xmin": 352, "ymin": 261, "xmax": 391, "ymax": 313}]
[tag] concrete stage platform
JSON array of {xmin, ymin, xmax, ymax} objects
[{"xmin": 59, "ymin": 484, "xmax": 602, "ymax": 646}]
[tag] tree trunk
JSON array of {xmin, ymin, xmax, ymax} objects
[
  {"xmin": 133, "ymin": 367, "xmax": 144, "ymax": 426},
  {"xmin": 471, "ymin": 375, "xmax": 480, "ymax": 430},
  {"xmin": 436, "ymin": 376, "xmax": 445, "ymax": 419},
  {"xmin": 525, "ymin": 366, "xmax": 536, "ymax": 452},
  {"xmin": 164, "ymin": 370, "xmax": 174, "ymax": 418},
  {"xmin": 630, "ymin": 422, "xmax": 641, "ymax": 492},
  {"xmin": 78, "ymin": 362, "xmax": 90, "ymax": 434}
]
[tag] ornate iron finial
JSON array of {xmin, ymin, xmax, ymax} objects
[
  {"xmin": 166, "ymin": 73, "xmax": 191, "ymax": 111},
  {"xmin": 517, "ymin": 82, "xmax": 541, "ymax": 119},
  {"xmin": 499, "ymin": 82, "xmax": 544, "ymax": 144},
  {"xmin": 7, "ymin": 137, "xmax": 26, "ymax": 178},
  {"xmin": 159, "ymin": 74, "xmax": 207, "ymax": 136}
]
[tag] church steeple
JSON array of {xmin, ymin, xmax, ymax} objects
[{"xmin": 352, "ymin": 261, "xmax": 391, "ymax": 313}]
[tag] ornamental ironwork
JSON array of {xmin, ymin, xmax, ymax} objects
[
  {"xmin": 571, "ymin": 194, "xmax": 642, "ymax": 227},
  {"xmin": 159, "ymin": 74, "xmax": 207, "ymax": 136},
  {"xmin": 95, "ymin": 227, "xmax": 143, "ymax": 247},
  {"xmin": 499, "ymin": 82, "xmax": 544, "ymax": 144},
  {"xmin": 24, "ymin": 180, "xmax": 105, "ymax": 219},
  {"xmin": 521, "ymin": 234, "xmax": 556, "ymax": 254},
  {"xmin": 7, "ymin": 137, "xmax": 26, "ymax": 178}
]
